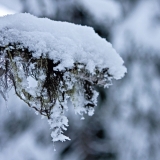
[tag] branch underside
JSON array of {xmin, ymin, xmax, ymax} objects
[{"xmin": 0, "ymin": 43, "xmax": 112, "ymax": 119}]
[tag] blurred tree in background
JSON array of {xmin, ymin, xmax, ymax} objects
[{"xmin": 0, "ymin": 0, "xmax": 160, "ymax": 160}]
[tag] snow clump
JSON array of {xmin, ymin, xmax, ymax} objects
[{"xmin": 0, "ymin": 13, "xmax": 126, "ymax": 142}]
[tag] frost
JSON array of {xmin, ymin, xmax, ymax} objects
[
  {"xmin": 0, "ymin": 13, "xmax": 126, "ymax": 142},
  {"xmin": 48, "ymin": 103, "xmax": 70, "ymax": 142}
]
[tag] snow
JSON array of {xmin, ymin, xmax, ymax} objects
[
  {"xmin": 0, "ymin": 13, "xmax": 126, "ymax": 142},
  {"xmin": 0, "ymin": 1, "xmax": 160, "ymax": 159},
  {"xmin": 0, "ymin": 13, "xmax": 126, "ymax": 79}
]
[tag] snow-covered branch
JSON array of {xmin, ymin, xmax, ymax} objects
[{"xmin": 0, "ymin": 13, "xmax": 126, "ymax": 142}]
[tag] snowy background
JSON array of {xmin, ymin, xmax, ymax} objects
[{"xmin": 0, "ymin": 0, "xmax": 160, "ymax": 160}]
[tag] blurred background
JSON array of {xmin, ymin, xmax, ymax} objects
[{"xmin": 0, "ymin": 0, "xmax": 160, "ymax": 159}]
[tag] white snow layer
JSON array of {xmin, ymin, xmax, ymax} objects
[{"xmin": 0, "ymin": 13, "xmax": 126, "ymax": 79}]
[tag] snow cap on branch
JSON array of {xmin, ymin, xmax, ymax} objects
[
  {"xmin": 0, "ymin": 13, "xmax": 126, "ymax": 142},
  {"xmin": 0, "ymin": 13, "xmax": 126, "ymax": 79}
]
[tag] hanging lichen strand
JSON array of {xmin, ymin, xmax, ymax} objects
[{"xmin": 0, "ymin": 43, "xmax": 112, "ymax": 119}]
